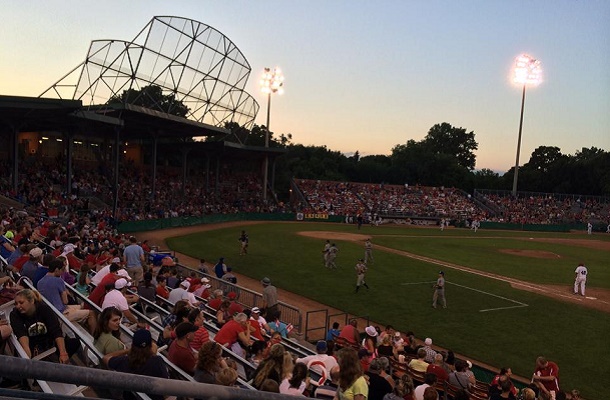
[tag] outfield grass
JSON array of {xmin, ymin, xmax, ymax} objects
[{"xmin": 166, "ymin": 222, "xmax": 609, "ymax": 399}]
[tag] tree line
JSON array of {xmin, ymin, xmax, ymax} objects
[{"xmin": 223, "ymin": 121, "xmax": 610, "ymax": 198}]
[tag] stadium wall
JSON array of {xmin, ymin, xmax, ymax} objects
[{"xmin": 117, "ymin": 212, "xmax": 344, "ymax": 232}]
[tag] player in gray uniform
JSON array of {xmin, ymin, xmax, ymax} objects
[
  {"xmin": 573, "ymin": 263, "xmax": 588, "ymax": 296},
  {"xmin": 326, "ymin": 243, "xmax": 338, "ymax": 269},
  {"xmin": 432, "ymin": 271, "xmax": 447, "ymax": 309},
  {"xmin": 355, "ymin": 259, "xmax": 369, "ymax": 292},
  {"xmin": 322, "ymin": 240, "xmax": 331, "ymax": 266},
  {"xmin": 364, "ymin": 239, "xmax": 374, "ymax": 264}
]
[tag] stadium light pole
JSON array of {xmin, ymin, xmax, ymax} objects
[
  {"xmin": 511, "ymin": 54, "xmax": 542, "ymax": 196},
  {"xmin": 260, "ymin": 67, "xmax": 284, "ymax": 202}
]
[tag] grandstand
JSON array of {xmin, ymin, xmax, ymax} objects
[{"xmin": 1, "ymin": 13, "xmax": 608, "ymax": 400}]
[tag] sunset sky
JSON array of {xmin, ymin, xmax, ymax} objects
[{"xmin": 1, "ymin": 1, "xmax": 608, "ymax": 172}]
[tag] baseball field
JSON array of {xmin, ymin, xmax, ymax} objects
[{"xmin": 162, "ymin": 222, "xmax": 610, "ymax": 399}]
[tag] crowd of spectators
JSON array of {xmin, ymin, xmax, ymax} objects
[
  {"xmin": 296, "ymin": 179, "xmax": 484, "ymax": 221},
  {"xmin": 478, "ymin": 192, "xmax": 610, "ymax": 225}
]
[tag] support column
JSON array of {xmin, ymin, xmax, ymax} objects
[
  {"xmin": 205, "ymin": 154, "xmax": 210, "ymax": 193},
  {"xmin": 112, "ymin": 127, "xmax": 121, "ymax": 222},
  {"xmin": 151, "ymin": 135, "xmax": 158, "ymax": 201},
  {"xmin": 181, "ymin": 147, "xmax": 190, "ymax": 197},
  {"xmin": 65, "ymin": 131, "xmax": 73, "ymax": 195},
  {"xmin": 11, "ymin": 127, "xmax": 19, "ymax": 190}
]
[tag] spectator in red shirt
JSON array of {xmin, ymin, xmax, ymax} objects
[
  {"xmin": 168, "ymin": 322, "xmax": 198, "ymax": 375},
  {"xmin": 214, "ymin": 313, "xmax": 252, "ymax": 358},
  {"xmin": 155, "ymin": 276, "xmax": 170, "ymax": 301},
  {"xmin": 427, "ymin": 354, "xmax": 449, "ymax": 382},
  {"xmin": 532, "ymin": 356, "xmax": 560, "ymax": 397}
]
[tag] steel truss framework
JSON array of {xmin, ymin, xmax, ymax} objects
[{"xmin": 41, "ymin": 15, "xmax": 259, "ymax": 129}]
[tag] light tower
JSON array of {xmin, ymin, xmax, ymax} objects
[
  {"xmin": 260, "ymin": 67, "xmax": 284, "ymax": 201},
  {"xmin": 511, "ymin": 54, "xmax": 542, "ymax": 196}
]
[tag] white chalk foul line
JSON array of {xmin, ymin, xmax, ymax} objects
[
  {"xmin": 401, "ymin": 281, "xmax": 437, "ymax": 286},
  {"xmin": 446, "ymin": 281, "xmax": 529, "ymax": 312}
]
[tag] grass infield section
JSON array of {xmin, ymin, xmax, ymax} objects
[{"xmin": 166, "ymin": 222, "xmax": 610, "ymax": 399}]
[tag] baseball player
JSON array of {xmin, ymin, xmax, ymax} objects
[
  {"xmin": 326, "ymin": 243, "xmax": 338, "ymax": 269},
  {"xmin": 432, "ymin": 271, "xmax": 447, "ymax": 309},
  {"xmin": 573, "ymin": 263, "xmax": 588, "ymax": 296},
  {"xmin": 440, "ymin": 218, "xmax": 445, "ymax": 232},
  {"xmin": 238, "ymin": 230, "xmax": 249, "ymax": 255},
  {"xmin": 587, "ymin": 222, "xmax": 592, "ymax": 235},
  {"xmin": 364, "ymin": 238, "xmax": 374, "ymax": 264},
  {"xmin": 322, "ymin": 240, "xmax": 331, "ymax": 266},
  {"xmin": 355, "ymin": 259, "xmax": 369, "ymax": 292}
]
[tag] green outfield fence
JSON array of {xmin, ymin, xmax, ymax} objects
[{"xmin": 117, "ymin": 212, "xmax": 344, "ymax": 232}]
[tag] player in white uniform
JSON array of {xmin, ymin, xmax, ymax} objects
[
  {"xmin": 587, "ymin": 222, "xmax": 592, "ymax": 235},
  {"xmin": 364, "ymin": 239, "xmax": 374, "ymax": 264},
  {"xmin": 322, "ymin": 240, "xmax": 331, "ymax": 266},
  {"xmin": 573, "ymin": 263, "xmax": 588, "ymax": 296}
]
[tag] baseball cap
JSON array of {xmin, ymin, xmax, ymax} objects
[
  {"xmin": 132, "ymin": 329, "xmax": 152, "ymax": 348},
  {"xmin": 316, "ymin": 340, "xmax": 328, "ymax": 352},
  {"xmin": 251, "ymin": 307, "xmax": 261, "ymax": 314},
  {"xmin": 395, "ymin": 331, "xmax": 401, "ymax": 337},
  {"xmin": 261, "ymin": 277, "xmax": 271, "ymax": 285},
  {"xmin": 425, "ymin": 338, "xmax": 433, "ymax": 346},
  {"xmin": 117, "ymin": 269, "xmax": 130, "ymax": 278},
  {"xmin": 111, "ymin": 257, "xmax": 121, "ymax": 263},
  {"xmin": 438, "ymin": 271, "xmax": 444, "ymax": 275},
  {"xmin": 200, "ymin": 277, "xmax": 210, "ymax": 283},
  {"xmin": 175, "ymin": 322, "xmax": 198, "ymax": 338},
  {"xmin": 227, "ymin": 292, "xmax": 237, "ymax": 300},
  {"xmin": 115, "ymin": 278, "xmax": 131, "ymax": 289},
  {"xmin": 29, "ymin": 247, "xmax": 43, "ymax": 258},
  {"xmin": 180, "ymin": 280, "xmax": 190, "ymax": 290}
]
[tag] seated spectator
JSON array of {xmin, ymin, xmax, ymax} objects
[
  {"xmin": 187, "ymin": 308, "xmax": 210, "ymax": 352},
  {"xmin": 408, "ymin": 348, "xmax": 430, "ymax": 373},
  {"xmin": 252, "ymin": 343, "xmax": 287, "ymax": 390},
  {"xmin": 367, "ymin": 358, "xmax": 393, "ymax": 400},
  {"xmin": 268, "ymin": 317, "xmax": 293, "ymax": 339},
  {"xmin": 168, "ymin": 280, "xmax": 199, "ymax": 308},
  {"xmin": 93, "ymin": 306, "xmax": 128, "ymax": 356},
  {"xmin": 216, "ymin": 300, "xmax": 232, "ymax": 328},
  {"xmin": 216, "ymin": 366, "xmax": 239, "ymax": 387},
  {"xmin": 137, "ymin": 272, "xmax": 156, "ymax": 303},
  {"xmin": 413, "ymin": 373, "xmax": 437, "ymax": 400},
  {"xmin": 9, "ymin": 289, "xmax": 79, "ymax": 363},
  {"xmin": 326, "ymin": 321, "xmax": 340, "ymax": 342},
  {"xmin": 423, "ymin": 386, "xmax": 439, "ymax": 400},
  {"xmin": 422, "ymin": 338, "xmax": 437, "ymax": 363},
  {"xmin": 337, "ymin": 347, "xmax": 368, "ymax": 400},
  {"xmin": 214, "ymin": 312, "xmax": 253, "ymax": 358},
  {"xmin": 103, "ymin": 329, "xmax": 168, "ymax": 400},
  {"xmin": 21, "ymin": 247, "xmax": 43, "ymax": 284},
  {"xmin": 37, "ymin": 258, "xmax": 96, "ymax": 333},
  {"xmin": 377, "ymin": 334, "xmax": 395, "ymax": 358},
  {"xmin": 207, "ymin": 289, "xmax": 225, "ymax": 310},
  {"xmin": 489, "ymin": 376, "xmax": 516, "ymax": 400},
  {"xmin": 338, "ymin": 318, "xmax": 360, "ymax": 346},
  {"xmin": 0, "ymin": 225, "xmax": 16, "ymax": 260},
  {"xmin": 296, "ymin": 340, "xmax": 339, "ymax": 381},
  {"xmin": 101, "ymin": 278, "xmax": 139, "ymax": 326},
  {"xmin": 248, "ymin": 307, "xmax": 270, "ymax": 338},
  {"xmin": 260, "ymin": 379, "xmax": 280, "ymax": 393},
  {"xmin": 314, "ymin": 365, "xmax": 340, "ymax": 399},
  {"xmin": 74, "ymin": 264, "xmax": 91, "ymax": 296},
  {"xmin": 249, "ymin": 340, "xmax": 266, "ymax": 368},
  {"xmin": 194, "ymin": 341, "xmax": 229, "ymax": 384},
  {"xmin": 168, "ymin": 322, "xmax": 198, "ymax": 375},
  {"xmin": 155, "ymin": 275, "xmax": 169, "ymax": 302},
  {"xmin": 91, "ymin": 257, "xmax": 121, "ymax": 286},
  {"xmin": 490, "ymin": 367, "xmax": 518, "ymax": 398},
  {"xmin": 280, "ymin": 362, "xmax": 309, "ymax": 396},
  {"xmin": 358, "ymin": 348, "xmax": 372, "ymax": 373},
  {"xmin": 383, "ymin": 374, "xmax": 415, "ymax": 400},
  {"xmin": 426, "ymin": 353, "xmax": 449, "ymax": 382},
  {"xmin": 448, "ymin": 359, "xmax": 472, "ymax": 392}
]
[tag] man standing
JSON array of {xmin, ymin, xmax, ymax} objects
[
  {"xmin": 238, "ymin": 230, "xmax": 249, "ymax": 256},
  {"xmin": 432, "ymin": 271, "xmax": 446, "ymax": 309},
  {"xmin": 322, "ymin": 240, "xmax": 331, "ymax": 266},
  {"xmin": 261, "ymin": 277, "xmax": 279, "ymax": 320},
  {"xmin": 123, "ymin": 236, "xmax": 145, "ymax": 284},
  {"xmin": 573, "ymin": 263, "xmax": 588, "ymax": 296},
  {"xmin": 326, "ymin": 243, "xmax": 338, "ymax": 269},
  {"xmin": 532, "ymin": 356, "xmax": 560, "ymax": 399},
  {"xmin": 587, "ymin": 222, "xmax": 592, "ymax": 235},
  {"xmin": 364, "ymin": 239, "xmax": 374, "ymax": 264},
  {"xmin": 355, "ymin": 259, "xmax": 369, "ymax": 293}
]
